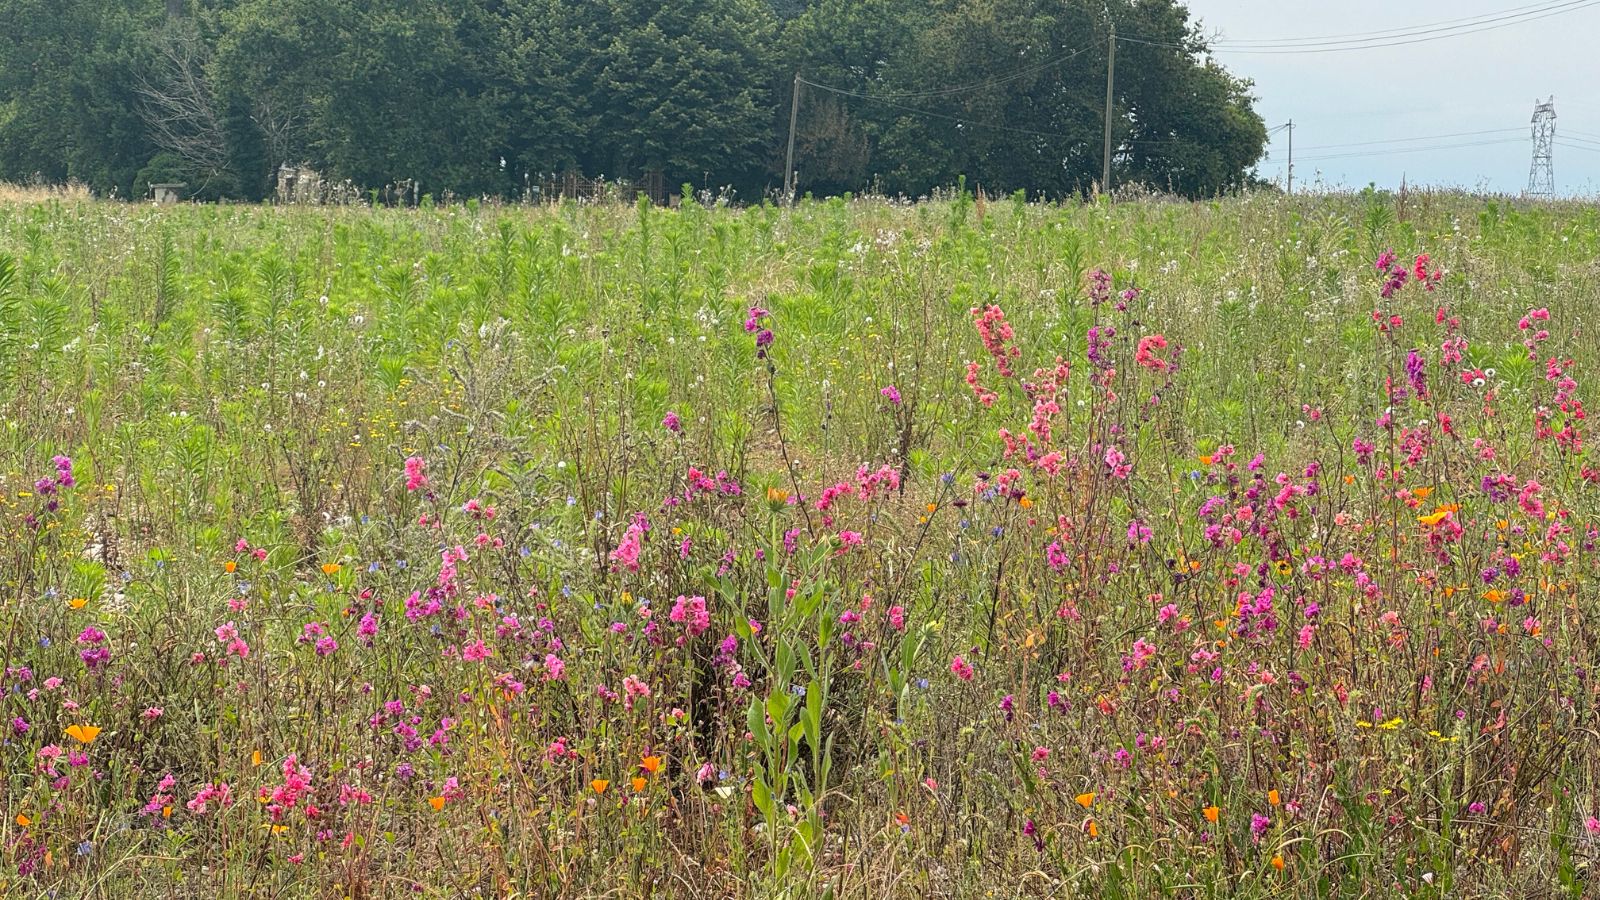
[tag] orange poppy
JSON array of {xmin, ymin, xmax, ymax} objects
[
  {"xmin": 1086, "ymin": 819, "xmax": 1099, "ymax": 838},
  {"xmin": 1271, "ymin": 855, "xmax": 1286, "ymax": 871},
  {"xmin": 321, "ymin": 563, "xmax": 342, "ymax": 576},
  {"xmin": 14, "ymin": 813, "xmax": 29, "ymax": 827},
  {"xmin": 1202, "ymin": 805, "xmax": 1220, "ymax": 823},
  {"xmin": 427, "ymin": 796, "xmax": 446, "ymax": 811},
  {"xmin": 590, "ymin": 779, "xmax": 609, "ymax": 794},
  {"xmin": 67, "ymin": 598, "xmax": 87, "ymax": 610},
  {"xmin": 631, "ymin": 777, "xmax": 648, "ymax": 793},
  {"xmin": 224, "ymin": 560, "xmax": 237, "ymax": 574},
  {"xmin": 640, "ymin": 755, "xmax": 663, "ymax": 775},
  {"xmin": 1267, "ymin": 790, "xmax": 1281, "ymax": 806},
  {"xmin": 65, "ymin": 724, "xmax": 101, "ymax": 745},
  {"xmin": 1198, "ymin": 454, "xmax": 1214, "ymax": 466},
  {"xmin": 1075, "ymin": 792, "xmax": 1095, "ymax": 808}
]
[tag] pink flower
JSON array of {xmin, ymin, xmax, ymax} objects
[
  {"xmin": 668, "ymin": 595, "xmax": 711, "ymax": 637},
  {"xmin": 543, "ymin": 653, "xmax": 566, "ymax": 681},
  {"xmin": 403, "ymin": 456, "xmax": 429, "ymax": 492},
  {"xmin": 461, "ymin": 639, "xmax": 493, "ymax": 663},
  {"xmin": 950, "ymin": 655, "xmax": 975, "ymax": 681},
  {"xmin": 609, "ymin": 521, "xmax": 645, "ymax": 572},
  {"xmin": 1134, "ymin": 334, "xmax": 1169, "ymax": 370},
  {"xmin": 186, "ymin": 781, "xmax": 235, "ymax": 814},
  {"xmin": 836, "ymin": 530, "xmax": 863, "ymax": 554}
]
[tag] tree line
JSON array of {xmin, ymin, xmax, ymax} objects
[{"xmin": 0, "ymin": 0, "xmax": 1269, "ymax": 201}]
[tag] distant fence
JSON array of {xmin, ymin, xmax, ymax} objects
[
  {"xmin": 537, "ymin": 170, "xmax": 669, "ymax": 206},
  {"xmin": 273, "ymin": 164, "xmax": 673, "ymax": 207}
]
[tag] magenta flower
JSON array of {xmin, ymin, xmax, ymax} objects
[{"xmin": 950, "ymin": 655, "xmax": 975, "ymax": 681}]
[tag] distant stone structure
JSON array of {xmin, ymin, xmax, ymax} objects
[{"xmin": 149, "ymin": 183, "xmax": 186, "ymax": 205}]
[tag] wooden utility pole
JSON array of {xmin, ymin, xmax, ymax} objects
[
  {"xmin": 1286, "ymin": 119, "xmax": 1295, "ymax": 194},
  {"xmin": 1102, "ymin": 24, "xmax": 1115, "ymax": 195},
  {"xmin": 785, "ymin": 73, "xmax": 801, "ymax": 204}
]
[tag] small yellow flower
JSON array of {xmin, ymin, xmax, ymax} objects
[
  {"xmin": 67, "ymin": 598, "xmax": 87, "ymax": 610},
  {"xmin": 321, "ymin": 563, "xmax": 342, "ymax": 576}
]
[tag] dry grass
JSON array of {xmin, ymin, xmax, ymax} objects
[{"xmin": 0, "ymin": 180, "xmax": 94, "ymax": 203}]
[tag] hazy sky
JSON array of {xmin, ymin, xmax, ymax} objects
[{"xmin": 1179, "ymin": 0, "xmax": 1600, "ymax": 195}]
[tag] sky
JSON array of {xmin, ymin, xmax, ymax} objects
[{"xmin": 1179, "ymin": 0, "xmax": 1600, "ymax": 196}]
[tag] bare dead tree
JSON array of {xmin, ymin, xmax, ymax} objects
[
  {"xmin": 251, "ymin": 93, "xmax": 305, "ymax": 173},
  {"xmin": 134, "ymin": 23, "xmax": 229, "ymax": 191}
]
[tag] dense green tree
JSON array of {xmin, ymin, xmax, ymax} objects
[
  {"xmin": 0, "ymin": 0, "xmax": 161, "ymax": 195},
  {"xmin": 583, "ymin": 0, "xmax": 777, "ymax": 194},
  {"xmin": 784, "ymin": 0, "xmax": 1267, "ymax": 198},
  {"xmin": 0, "ymin": 0, "xmax": 1266, "ymax": 201}
]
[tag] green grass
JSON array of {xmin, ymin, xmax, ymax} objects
[{"xmin": 0, "ymin": 189, "xmax": 1596, "ymax": 896}]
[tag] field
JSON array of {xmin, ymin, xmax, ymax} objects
[{"xmin": 1, "ymin": 190, "xmax": 1599, "ymax": 897}]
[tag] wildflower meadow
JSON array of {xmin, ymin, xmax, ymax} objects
[{"xmin": 1, "ymin": 190, "xmax": 1599, "ymax": 897}]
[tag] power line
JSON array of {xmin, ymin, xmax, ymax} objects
[
  {"xmin": 1117, "ymin": 0, "xmax": 1600, "ymax": 54},
  {"xmin": 1206, "ymin": 0, "xmax": 1591, "ymax": 45},
  {"xmin": 1555, "ymin": 139, "xmax": 1600, "ymax": 154},
  {"xmin": 799, "ymin": 47, "xmax": 1090, "ymax": 102},
  {"xmin": 798, "ymin": 78, "xmax": 1084, "ymax": 142},
  {"xmin": 1296, "ymin": 128, "xmax": 1524, "ymax": 152},
  {"xmin": 1297, "ymin": 137, "xmax": 1525, "ymax": 163}
]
